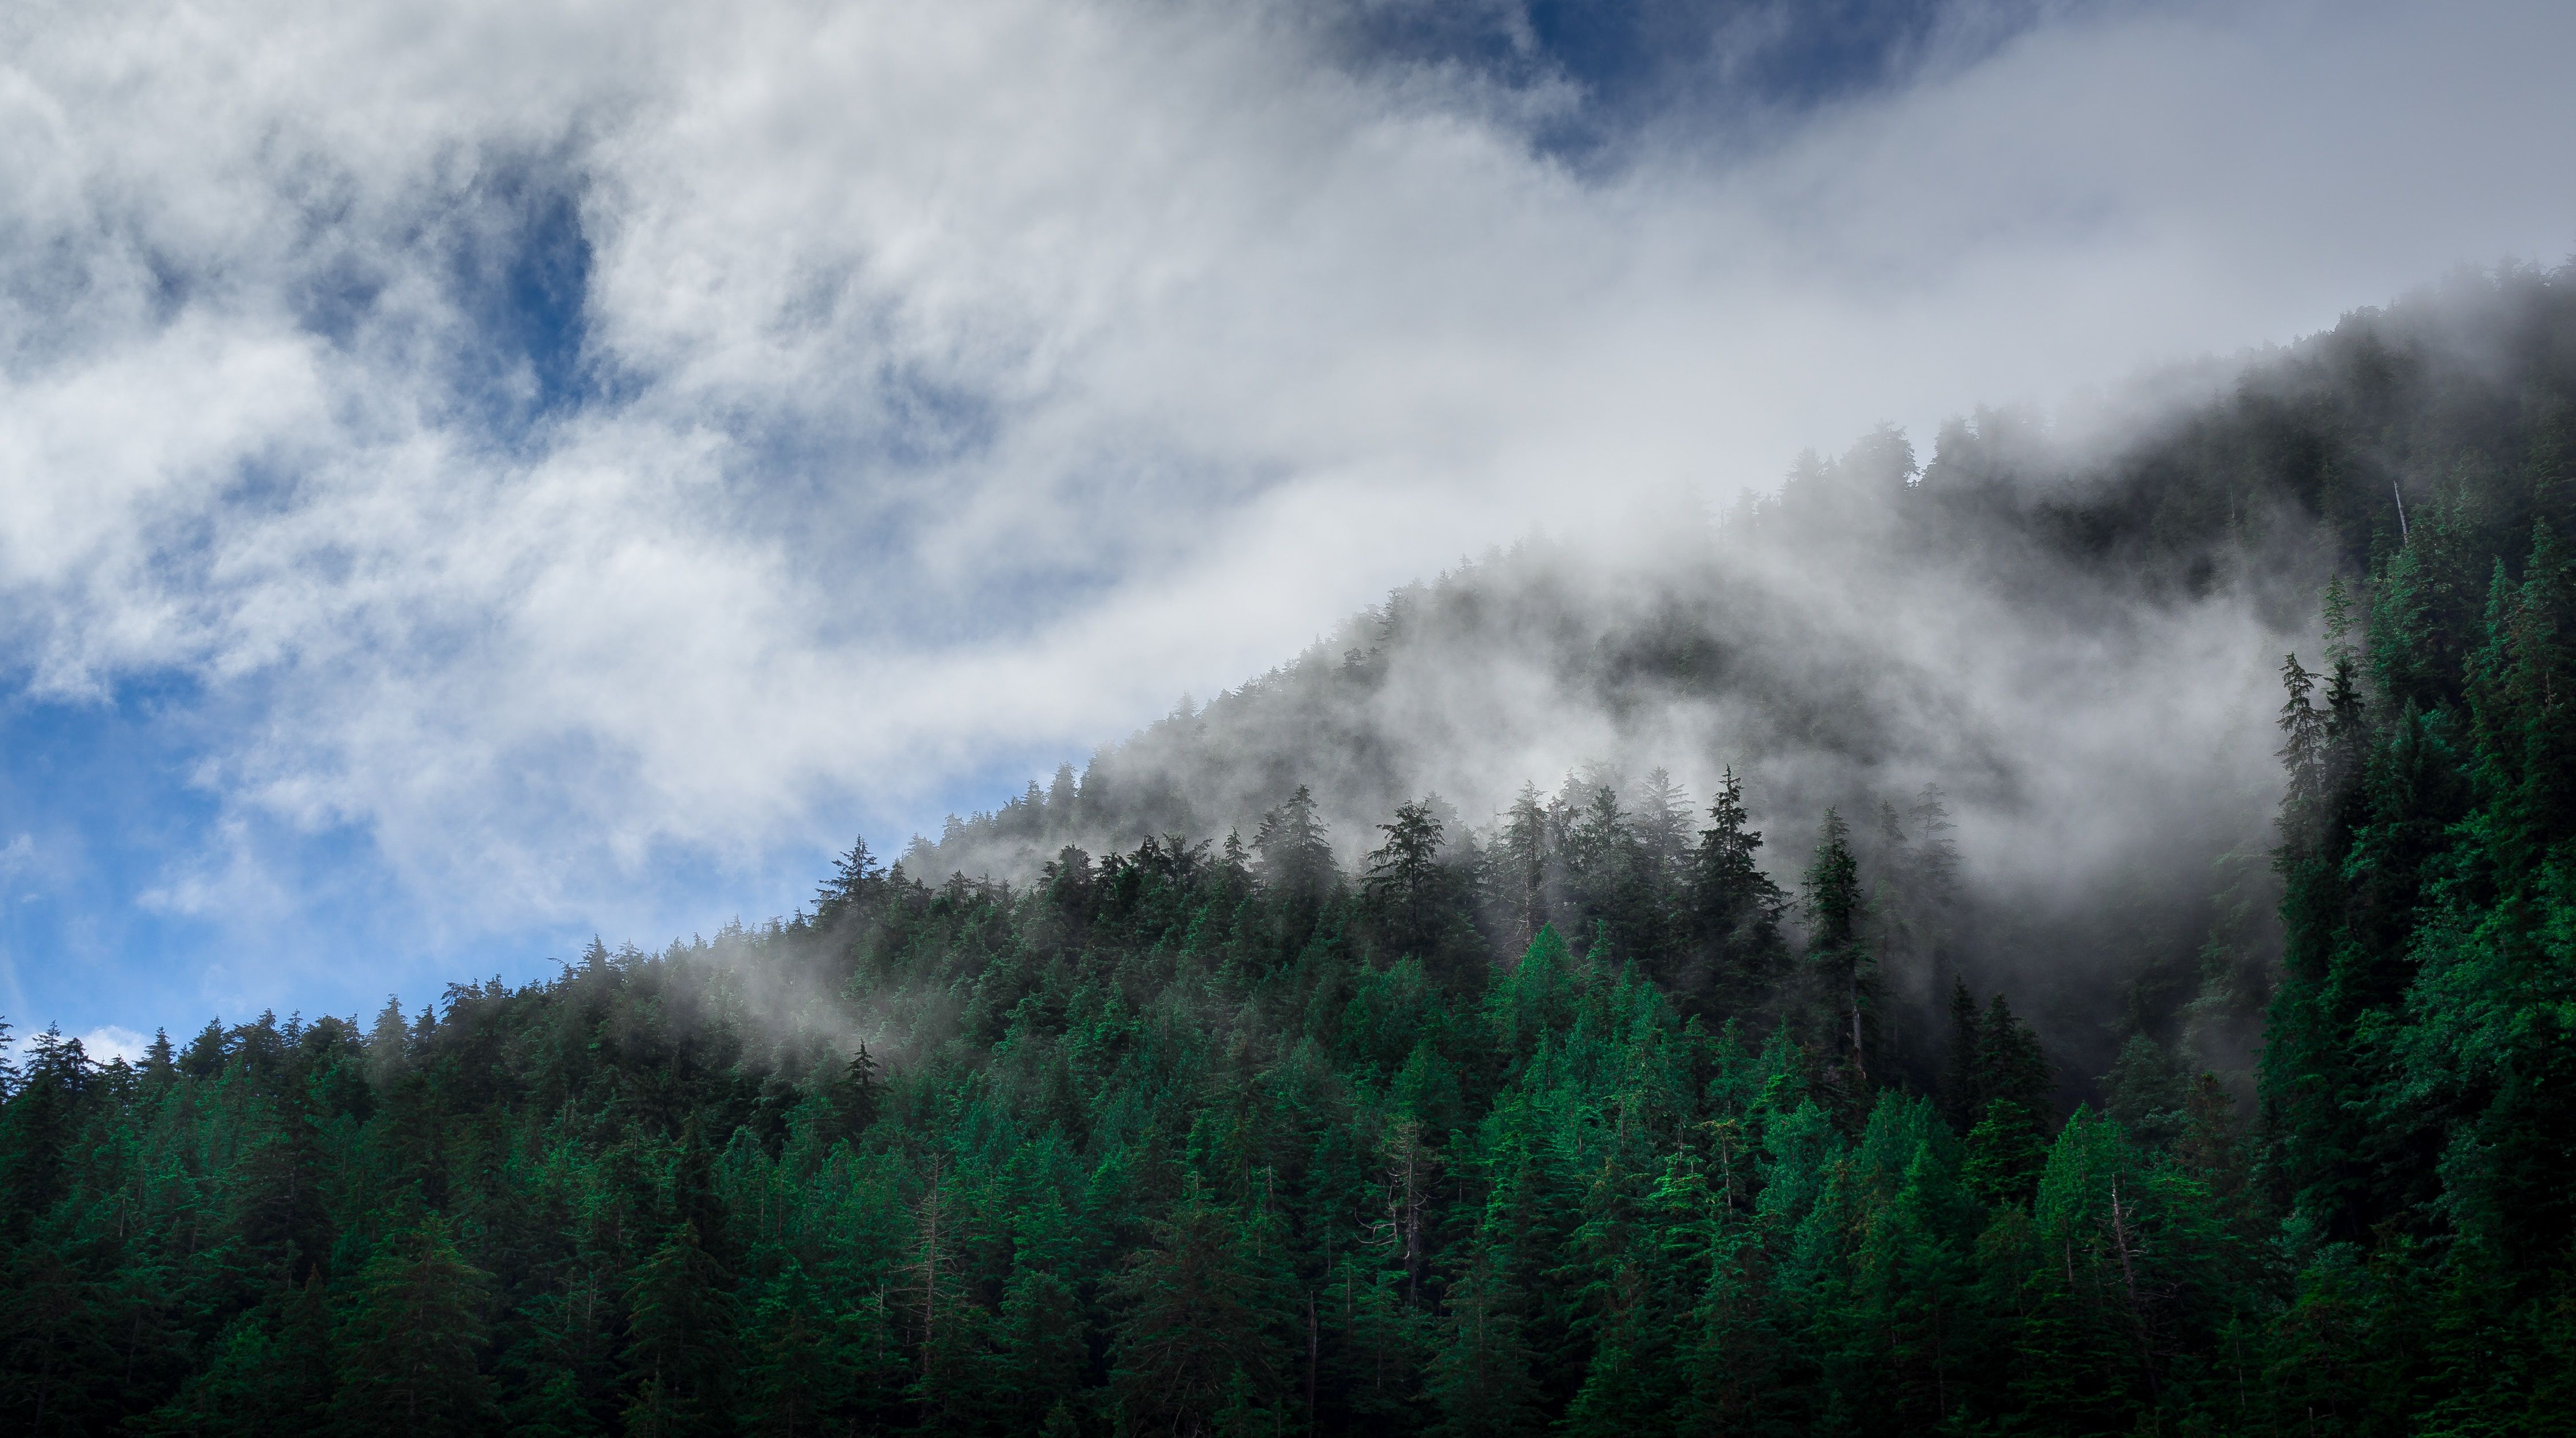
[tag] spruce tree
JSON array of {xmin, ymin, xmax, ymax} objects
[
  {"xmin": 1365, "ymin": 799, "xmax": 1451, "ymax": 964},
  {"xmin": 1254, "ymin": 784, "xmax": 1337, "ymax": 952},
  {"xmin": 619, "ymin": 1223, "xmax": 737, "ymax": 1438},
  {"xmin": 1688, "ymin": 767, "xmax": 1786, "ymax": 1017},
  {"xmin": 1936, "ymin": 979, "xmax": 1983, "ymax": 1134},
  {"xmin": 1960, "ymin": 995, "xmax": 2053, "ymax": 1206},
  {"xmin": 1425, "ymin": 1248, "xmax": 1541, "ymax": 1438},
  {"xmin": 332, "ymin": 1216, "xmax": 497, "ymax": 1436},
  {"xmin": 744, "ymin": 1260, "xmax": 851, "ymax": 1438},
  {"xmin": 1496, "ymin": 783, "xmax": 1553, "ymax": 947},
  {"xmin": 1802, "ymin": 809, "xmax": 1872, "ymax": 1085},
  {"xmin": 1108, "ymin": 1177, "xmax": 1291, "ymax": 1434}
]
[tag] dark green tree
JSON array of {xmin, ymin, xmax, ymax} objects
[
  {"xmin": 1802, "ymin": 809, "xmax": 1872, "ymax": 1088},
  {"xmin": 1108, "ymin": 1178, "xmax": 1290, "ymax": 1435},
  {"xmin": 1367, "ymin": 798, "xmax": 1453, "ymax": 964},
  {"xmin": 620, "ymin": 1224, "xmax": 737, "ymax": 1438},
  {"xmin": 333, "ymin": 1216, "xmax": 498, "ymax": 1436}
]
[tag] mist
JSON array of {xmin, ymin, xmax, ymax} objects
[
  {"xmin": 5, "ymin": 0, "xmax": 2574, "ymax": 1042},
  {"xmin": 902, "ymin": 270, "xmax": 2576, "ymax": 1081}
]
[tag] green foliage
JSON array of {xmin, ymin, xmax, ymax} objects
[
  {"xmin": 335, "ymin": 1214, "xmax": 499, "ymax": 1436},
  {"xmin": 1108, "ymin": 1175, "xmax": 1291, "ymax": 1433}
]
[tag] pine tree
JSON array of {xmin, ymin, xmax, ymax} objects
[
  {"xmin": 1496, "ymin": 783, "xmax": 1553, "ymax": 948},
  {"xmin": 332, "ymin": 1215, "xmax": 497, "ymax": 1436},
  {"xmin": 1255, "ymin": 784, "xmax": 1337, "ymax": 954},
  {"xmin": 365, "ymin": 996, "xmax": 409, "ymax": 1092},
  {"xmin": 618, "ymin": 1223, "xmax": 737, "ymax": 1438},
  {"xmin": 142, "ymin": 1027, "xmax": 176, "ymax": 1084},
  {"xmin": 744, "ymin": 1260, "xmax": 851, "ymax": 1438},
  {"xmin": 272, "ymin": 1272, "xmax": 338, "ymax": 1427},
  {"xmin": 1254, "ymin": 786, "xmax": 1333, "ymax": 894},
  {"xmin": 1688, "ymin": 767, "xmax": 1786, "ymax": 1018},
  {"xmin": 829, "ymin": 1044, "xmax": 880, "ymax": 1139},
  {"xmin": 1936, "ymin": 979, "xmax": 1982, "ymax": 1134},
  {"xmin": 1630, "ymin": 769, "xmax": 1692, "ymax": 883},
  {"xmin": 815, "ymin": 835, "xmax": 884, "ymax": 920},
  {"xmin": 1367, "ymin": 799, "xmax": 1451, "ymax": 964},
  {"xmin": 1565, "ymin": 784, "xmax": 1642, "ymax": 955},
  {"xmin": 902, "ymin": 1151, "xmax": 976, "ymax": 1428},
  {"xmin": 1802, "ymin": 809, "xmax": 1872, "ymax": 1085},
  {"xmin": 2100, "ymin": 1033, "xmax": 2188, "ymax": 1150},
  {"xmin": 989, "ymin": 1268, "xmax": 1087, "ymax": 1434},
  {"xmin": 1960, "ymin": 994, "xmax": 2053, "ymax": 1206},
  {"xmin": 1425, "ymin": 1248, "xmax": 1541, "ymax": 1438},
  {"xmin": 1109, "ymin": 1177, "xmax": 1291, "ymax": 1435},
  {"xmin": 2276, "ymin": 653, "xmax": 2330, "ymax": 851}
]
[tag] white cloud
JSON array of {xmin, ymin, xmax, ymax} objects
[
  {"xmin": 79, "ymin": 1025, "xmax": 148, "ymax": 1064},
  {"xmin": 0, "ymin": 0, "xmax": 2570, "ymax": 1006}
]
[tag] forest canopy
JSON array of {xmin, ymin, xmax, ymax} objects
[{"xmin": 6, "ymin": 264, "xmax": 2576, "ymax": 1435}]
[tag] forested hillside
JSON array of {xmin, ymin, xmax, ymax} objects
[{"xmin": 5, "ymin": 264, "xmax": 2575, "ymax": 1435}]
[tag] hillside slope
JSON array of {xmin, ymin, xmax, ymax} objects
[{"xmin": 5, "ymin": 264, "xmax": 2575, "ymax": 1435}]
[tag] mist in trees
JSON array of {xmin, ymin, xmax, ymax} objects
[{"xmin": 7, "ymin": 263, "xmax": 2576, "ymax": 1433}]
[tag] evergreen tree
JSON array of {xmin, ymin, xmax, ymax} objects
[
  {"xmin": 815, "ymin": 836, "xmax": 884, "ymax": 921},
  {"xmin": 1108, "ymin": 1177, "xmax": 1291, "ymax": 1435},
  {"xmin": 1255, "ymin": 784, "xmax": 1337, "ymax": 951},
  {"xmin": 743, "ymin": 1260, "xmax": 849, "ymax": 1438},
  {"xmin": 1632, "ymin": 769, "xmax": 1692, "ymax": 889},
  {"xmin": 1688, "ymin": 767, "xmax": 1786, "ymax": 1016},
  {"xmin": 1961, "ymin": 995, "xmax": 2054, "ymax": 1207},
  {"xmin": 1495, "ymin": 783, "xmax": 1553, "ymax": 948},
  {"xmin": 989, "ymin": 1268, "xmax": 1087, "ymax": 1434},
  {"xmin": 1936, "ymin": 979, "xmax": 1982, "ymax": 1134},
  {"xmin": 333, "ymin": 1216, "xmax": 498, "ymax": 1436},
  {"xmin": 1425, "ymin": 1248, "xmax": 1541, "ymax": 1438},
  {"xmin": 1367, "ymin": 798, "xmax": 1452, "ymax": 964},
  {"xmin": 18, "ymin": 272, "xmax": 2576, "ymax": 1435},
  {"xmin": 1802, "ymin": 809, "xmax": 1872, "ymax": 1087},
  {"xmin": 620, "ymin": 1224, "xmax": 737, "ymax": 1438}
]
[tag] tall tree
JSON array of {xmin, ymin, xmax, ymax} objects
[
  {"xmin": 743, "ymin": 1260, "xmax": 851, "ymax": 1438},
  {"xmin": 1688, "ymin": 767, "xmax": 1787, "ymax": 1017},
  {"xmin": 333, "ymin": 1216, "xmax": 498, "ymax": 1436},
  {"xmin": 1960, "ymin": 995, "xmax": 2054, "ymax": 1206},
  {"xmin": 1425, "ymin": 1247, "xmax": 1541, "ymax": 1438},
  {"xmin": 1367, "ymin": 799, "xmax": 1451, "ymax": 964},
  {"xmin": 620, "ymin": 1224, "xmax": 737, "ymax": 1438},
  {"xmin": 1108, "ymin": 1178, "xmax": 1290, "ymax": 1435},
  {"xmin": 1494, "ymin": 783, "xmax": 1553, "ymax": 948},
  {"xmin": 1802, "ymin": 809, "xmax": 1872, "ymax": 1085},
  {"xmin": 1937, "ymin": 979, "xmax": 1983, "ymax": 1135},
  {"xmin": 1255, "ymin": 784, "xmax": 1337, "ymax": 952}
]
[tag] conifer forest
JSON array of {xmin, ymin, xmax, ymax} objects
[{"xmin": 9, "ymin": 267, "xmax": 2576, "ymax": 1435}]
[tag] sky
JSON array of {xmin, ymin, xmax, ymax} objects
[{"xmin": 2, "ymin": 0, "xmax": 2571, "ymax": 1055}]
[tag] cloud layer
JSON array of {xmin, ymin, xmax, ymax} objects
[{"xmin": 1, "ymin": 0, "xmax": 2570, "ymax": 1032}]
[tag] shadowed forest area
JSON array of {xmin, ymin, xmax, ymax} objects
[{"xmin": 6, "ymin": 265, "xmax": 2576, "ymax": 1434}]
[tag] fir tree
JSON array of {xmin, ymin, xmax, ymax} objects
[
  {"xmin": 1689, "ymin": 767, "xmax": 1786, "ymax": 1015},
  {"xmin": 1108, "ymin": 1177, "xmax": 1291, "ymax": 1434},
  {"xmin": 1366, "ymin": 798, "xmax": 1451, "ymax": 964},
  {"xmin": 333, "ymin": 1216, "xmax": 497, "ymax": 1436},
  {"xmin": 620, "ymin": 1224, "xmax": 737, "ymax": 1438},
  {"xmin": 1802, "ymin": 809, "xmax": 1872, "ymax": 1085}
]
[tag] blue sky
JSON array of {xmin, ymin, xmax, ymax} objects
[{"xmin": 2, "ymin": 0, "xmax": 2571, "ymax": 1054}]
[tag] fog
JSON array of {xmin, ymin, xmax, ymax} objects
[
  {"xmin": 2, "ymin": 0, "xmax": 2570, "ymax": 1038},
  {"xmin": 903, "ymin": 274, "xmax": 2576, "ymax": 1080},
  {"xmin": 915, "ymin": 430, "xmax": 2293, "ymax": 1062}
]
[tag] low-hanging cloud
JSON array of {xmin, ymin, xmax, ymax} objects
[{"xmin": 1, "ymin": 0, "xmax": 2570, "ymax": 1029}]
